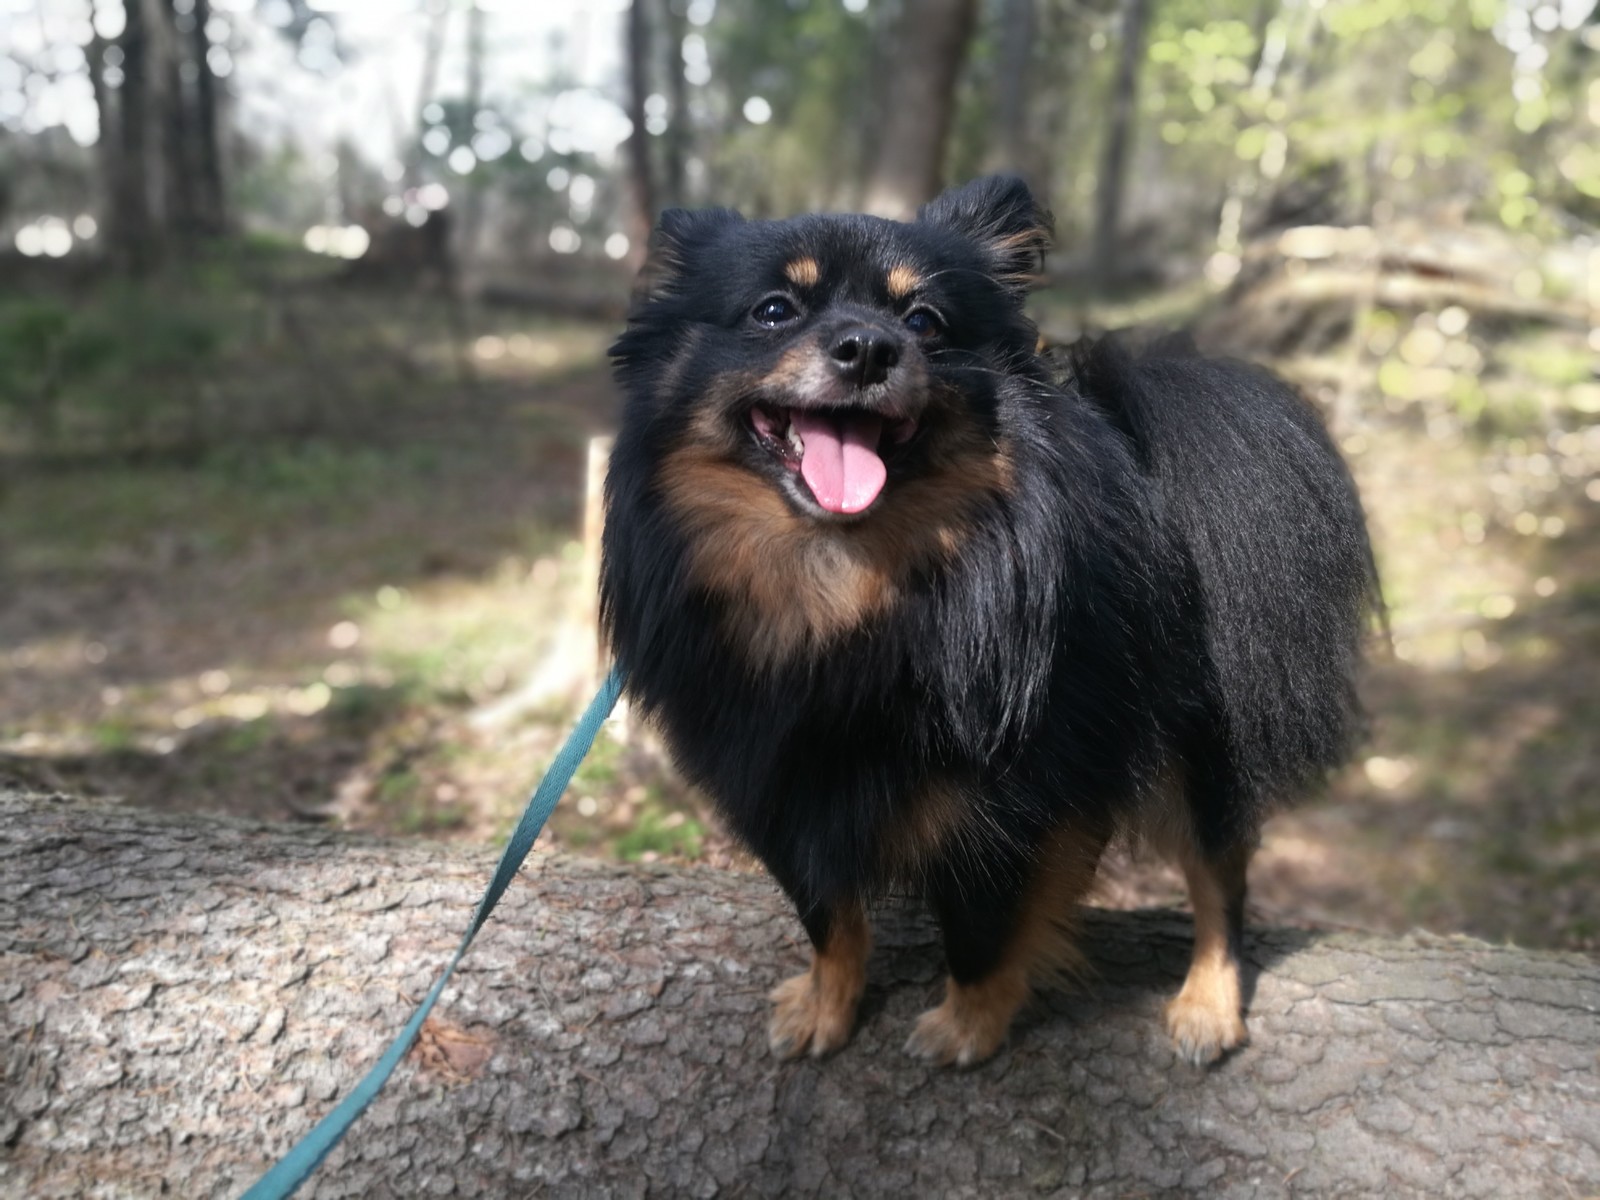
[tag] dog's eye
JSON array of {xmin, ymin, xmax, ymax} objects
[
  {"xmin": 904, "ymin": 308, "xmax": 943, "ymax": 338},
  {"xmin": 752, "ymin": 296, "xmax": 799, "ymax": 327}
]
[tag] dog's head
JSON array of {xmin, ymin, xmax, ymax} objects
[{"xmin": 608, "ymin": 175, "xmax": 1053, "ymax": 663}]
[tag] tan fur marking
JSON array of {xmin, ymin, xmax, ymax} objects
[
  {"xmin": 1165, "ymin": 845, "xmax": 1251, "ymax": 1065},
  {"xmin": 762, "ymin": 344, "xmax": 827, "ymax": 393},
  {"xmin": 768, "ymin": 902, "xmax": 871, "ymax": 1058},
  {"xmin": 884, "ymin": 778, "xmax": 971, "ymax": 881},
  {"xmin": 784, "ymin": 257, "xmax": 821, "ymax": 287},
  {"xmin": 660, "ymin": 448, "xmax": 892, "ymax": 662},
  {"xmin": 983, "ymin": 226, "xmax": 1050, "ymax": 288},
  {"xmin": 989, "ymin": 226, "xmax": 1050, "ymax": 254},
  {"xmin": 658, "ymin": 373, "xmax": 1013, "ymax": 669},
  {"xmin": 906, "ymin": 820, "xmax": 1110, "ymax": 1066},
  {"xmin": 1122, "ymin": 769, "xmax": 1252, "ymax": 1063},
  {"xmin": 886, "ymin": 263, "xmax": 922, "ymax": 299},
  {"xmin": 906, "ymin": 970, "xmax": 1030, "ymax": 1067},
  {"xmin": 1005, "ymin": 820, "xmax": 1111, "ymax": 987}
]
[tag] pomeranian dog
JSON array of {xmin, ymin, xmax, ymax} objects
[{"xmin": 600, "ymin": 175, "xmax": 1377, "ymax": 1067}]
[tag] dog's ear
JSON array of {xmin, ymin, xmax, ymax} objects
[
  {"xmin": 632, "ymin": 206, "xmax": 745, "ymax": 305},
  {"xmin": 917, "ymin": 175, "xmax": 1052, "ymax": 291}
]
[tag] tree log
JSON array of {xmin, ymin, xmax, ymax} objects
[{"xmin": 2, "ymin": 791, "xmax": 1597, "ymax": 1199}]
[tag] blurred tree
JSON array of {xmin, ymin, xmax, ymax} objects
[
  {"xmin": 1092, "ymin": 0, "xmax": 1152, "ymax": 281},
  {"xmin": 190, "ymin": 0, "xmax": 226, "ymax": 235},
  {"xmin": 402, "ymin": 3, "xmax": 449, "ymax": 191},
  {"xmin": 862, "ymin": 0, "xmax": 979, "ymax": 218},
  {"xmin": 698, "ymin": 0, "xmax": 885, "ymax": 213},
  {"xmin": 659, "ymin": 0, "xmax": 690, "ymax": 210},
  {"xmin": 115, "ymin": 0, "xmax": 153, "ymax": 271},
  {"xmin": 988, "ymin": 0, "xmax": 1037, "ymax": 180},
  {"xmin": 158, "ymin": 1, "xmax": 197, "ymax": 237},
  {"xmin": 459, "ymin": 0, "xmax": 488, "ymax": 262},
  {"xmin": 84, "ymin": 0, "xmax": 231, "ymax": 269},
  {"xmin": 623, "ymin": 0, "xmax": 657, "ymax": 266}
]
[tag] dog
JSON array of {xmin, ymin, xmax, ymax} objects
[{"xmin": 600, "ymin": 175, "xmax": 1377, "ymax": 1067}]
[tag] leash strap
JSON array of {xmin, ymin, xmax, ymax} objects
[{"xmin": 242, "ymin": 666, "xmax": 626, "ymax": 1200}]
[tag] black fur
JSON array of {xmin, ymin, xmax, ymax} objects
[{"xmin": 601, "ymin": 175, "xmax": 1377, "ymax": 995}]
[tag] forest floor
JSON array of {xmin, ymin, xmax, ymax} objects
[{"xmin": 2, "ymin": 254, "xmax": 1596, "ymax": 953}]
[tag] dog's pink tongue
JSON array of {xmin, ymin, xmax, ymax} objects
[{"xmin": 792, "ymin": 411, "xmax": 886, "ymax": 514}]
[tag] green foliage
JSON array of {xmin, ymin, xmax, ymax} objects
[
  {"xmin": 375, "ymin": 766, "xmax": 470, "ymax": 835},
  {"xmin": 701, "ymin": 0, "xmax": 882, "ymax": 212},
  {"xmin": 614, "ymin": 802, "xmax": 705, "ymax": 862},
  {"xmin": 1027, "ymin": 0, "xmax": 1599, "ymax": 248},
  {"xmin": 0, "ymin": 298, "xmax": 75, "ymax": 436},
  {"xmin": 0, "ymin": 269, "xmax": 236, "ymax": 454}
]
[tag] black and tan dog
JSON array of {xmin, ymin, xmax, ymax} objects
[{"xmin": 601, "ymin": 175, "xmax": 1377, "ymax": 1067}]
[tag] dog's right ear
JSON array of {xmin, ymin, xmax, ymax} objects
[
  {"xmin": 917, "ymin": 175, "xmax": 1052, "ymax": 293},
  {"xmin": 632, "ymin": 206, "xmax": 745, "ymax": 305}
]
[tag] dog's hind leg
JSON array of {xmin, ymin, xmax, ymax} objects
[
  {"xmin": 1165, "ymin": 839, "xmax": 1252, "ymax": 1065},
  {"xmin": 768, "ymin": 896, "xmax": 872, "ymax": 1059}
]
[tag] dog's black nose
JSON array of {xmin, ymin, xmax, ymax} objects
[{"xmin": 828, "ymin": 327, "xmax": 900, "ymax": 388}]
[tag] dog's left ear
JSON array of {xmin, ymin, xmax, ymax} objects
[{"xmin": 917, "ymin": 175, "xmax": 1052, "ymax": 291}]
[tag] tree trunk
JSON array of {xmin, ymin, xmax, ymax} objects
[
  {"xmin": 2, "ymin": 790, "xmax": 1597, "ymax": 1200},
  {"xmin": 87, "ymin": 32, "xmax": 124, "ymax": 243},
  {"xmin": 190, "ymin": 0, "xmax": 226, "ymax": 236},
  {"xmin": 158, "ymin": 0, "xmax": 198, "ymax": 239},
  {"xmin": 861, "ymin": 0, "xmax": 979, "ymax": 219},
  {"xmin": 402, "ymin": 2, "xmax": 449, "ymax": 191},
  {"xmin": 988, "ymin": 0, "xmax": 1035, "ymax": 178},
  {"xmin": 622, "ymin": 0, "xmax": 657, "ymax": 272},
  {"xmin": 113, "ymin": 0, "xmax": 155, "ymax": 272},
  {"xmin": 1090, "ymin": 0, "xmax": 1151, "ymax": 284},
  {"xmin": 659, "ymin": 0, "xmax": 689, "ymax": 210}
]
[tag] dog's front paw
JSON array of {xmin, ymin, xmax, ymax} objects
[
  {"xmin": 1164, "ymin": 990, "xmax": 1248, "ymax": 1066},
  {"xmin": 768, "ymin": 971, "xmax": 856, "ymax": 1059},
  {"xmin": 904, "ymin": 991, "xmax": 1010, "ymax": 1068}
]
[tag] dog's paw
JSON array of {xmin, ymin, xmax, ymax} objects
[
  {"xmin": 1164, "ymin": 991, "xmax": 1248, "ymax": 1066},
  {"xmin": 904, "ymin": 997, "xmax": 1008, "ymax": 1068},
  {"xmin": 767, "ymin": 972, "xmax": 855, "ymax": 1059}
]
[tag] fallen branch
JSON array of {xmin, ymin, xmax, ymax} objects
[{"xmin": 2, "ymin": 791, "xmax": 1597, "ymax": 1198}]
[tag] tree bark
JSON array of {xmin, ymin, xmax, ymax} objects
[
  {"xmin": 2, "ymin": 790, "xmax": 1597, "ymax": 1200},
  {"xmin": 158, "ymin": 0, "xmax": 198, "ymax": 238},
  {"xmin": 456, "ymin": 0, "xmax": 487, "ymax": 267},
  {"xmin": 622, "ymin": 0, "xmax": 657, "ymax": 272},
  {"xmin": 658, "ymin": 0, "xmax": 689, "ymax": 210},
  {"xmin": 87, "ymin": 31, "xmax": 124, "ymax": 244},
  {"xmin": 861, "ymin": 0, "xmax": 979, "ymax": 219},
  {"xmin": 113, "ymin": 0, "xmax": 155, "ymax": 272},
  {"xmin": 1091, "ymin": 0, "xmax": 1151, "ymax": 284},
  {"xmin": 190, "ymin": 0, "xmax": 227, "ymax": 236},
  {"xmin": 988, "ymin": 0, "xmax": 1035, "ymax": 178}
]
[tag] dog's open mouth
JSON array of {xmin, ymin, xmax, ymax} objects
[{"xmin": 748, "ymin": 404, "xmax": 918, "ymax": 515}]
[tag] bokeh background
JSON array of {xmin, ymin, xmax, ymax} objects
[{"xmin": 2, "ymin": 0, "xmax": 1596, "ymax": 950}]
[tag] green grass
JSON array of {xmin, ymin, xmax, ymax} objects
[
  {"xmin": 0, "ymin": 441, "xmax": 455, "ymax": 572},
  {"xmin": 90, "ymin": 717, "xmax": 141, "ymax": 753},
  {"xmin": 614, "ymin": 802, "xmax": 705, "ymax": 862},
  {"xmin": 1496, "ymin": 335, "xmax": 1597, "ymax": 388},
  {"xmin": 373, "ymin": 765, "xmax": 470, "ymax": 835}
]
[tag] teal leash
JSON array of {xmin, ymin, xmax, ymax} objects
[{"xmin": 241, "ymin": 666, "xmax": 626, "ymax": 1200}]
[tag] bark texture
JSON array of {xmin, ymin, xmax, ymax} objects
[
  {"xmin": 2, "ymin": 791, "xmax": 1598, "ymax": 1200},
  {"xmin": 861, "ymin": 0, "xmax": 979, "ymax": 219},
  {"xmin": 1092, "ymin": 0, "xmax": 1152, "ymax": 283}
]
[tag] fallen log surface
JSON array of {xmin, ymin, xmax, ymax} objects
[{"xmin": 1, "ymin": 791, "xmax": 1597, "ymax": 1199}]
